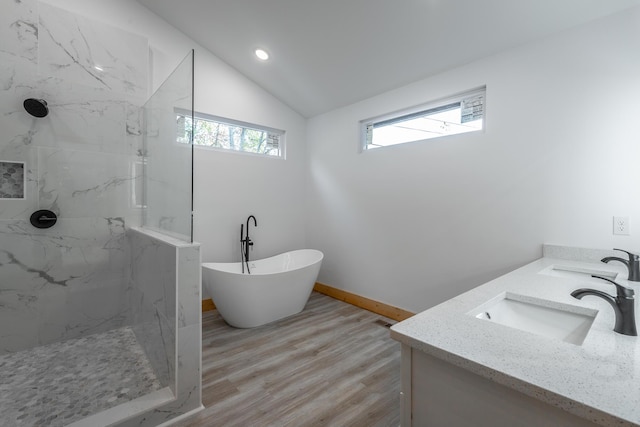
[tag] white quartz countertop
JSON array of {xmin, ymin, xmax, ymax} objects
[{"xmin": 391, "ymin": 252, "xmax": 640, "ymax": 426}]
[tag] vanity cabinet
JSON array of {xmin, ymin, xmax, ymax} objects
[
  {"xmin": 400, "ymin": 345, "xmax": 600, "ymax": 426},
  {"xmin": 391, "ymin": 248, "xmax": 640, "ymax": 426}
]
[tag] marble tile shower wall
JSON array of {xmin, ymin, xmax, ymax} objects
[{"xmin": 0, "ymin": 1, "xmax": 148, "ymax": 353}]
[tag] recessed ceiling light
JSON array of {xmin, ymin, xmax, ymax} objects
[{"xmin": 254, "ymin": 49, "xmax": 269, "ymax": 61}]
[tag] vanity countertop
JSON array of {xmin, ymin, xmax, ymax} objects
[{"xmin": 391, "ymin": 250, "xmax": 640, "ymax": 426}]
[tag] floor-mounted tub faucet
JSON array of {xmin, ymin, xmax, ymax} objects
[
  {"xmin": 240, "ymin": 215, "xmax": 257, "ymax": 274},
  {"xmin": 601, "ymin": 248, "xmax": 640, "ymax": 282},
  {"xmin": 245, "ymin": 215, "xmax": 257, "ymax": 263},
  {"xmin": 571, "ymin": 275, "xmax": 637, "ymax": 336}
]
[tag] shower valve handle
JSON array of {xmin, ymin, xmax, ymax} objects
[{"xmin": 30, "ymin": 209, "xmax": 58, "ymax": 229}]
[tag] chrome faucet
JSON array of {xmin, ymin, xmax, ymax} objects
[
  {"xmin": 601, "ymin": 248, "xmax": 640, "ymax": 282},
  {"xmin": 571, "ymin": 275, "xmax": 637, "ymax": 336},
  {"xmin": 240, "ymin": 215, "xmax": 257, "ymax": 274}
]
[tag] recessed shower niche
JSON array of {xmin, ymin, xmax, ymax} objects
[{"xmin": 0, "ymin": 161, "xmax": 25, "ymax": 199}]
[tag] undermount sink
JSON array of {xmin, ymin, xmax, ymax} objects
[
  {"xmin": 469, "ymin": 292, "xmax": 598, "ymax": 345},
  {"xmin": 538, "ymin": 264, "xmax": 619, "ymax": 282}
]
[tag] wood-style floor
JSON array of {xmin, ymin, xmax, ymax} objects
[{"xmin": 180, "ymin": 292, "xmax": 401, "ymax": 427}]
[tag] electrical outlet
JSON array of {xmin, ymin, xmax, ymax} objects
[{"xmin": 613, "ymin": 216, "xmax": 629, "ymax": 235}]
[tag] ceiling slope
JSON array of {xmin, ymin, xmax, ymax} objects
[{"xmin": 139, "ymin": 0, "xmax": 640, "ymax": 117}]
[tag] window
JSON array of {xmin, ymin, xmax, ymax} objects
[
  {"xmin": 176, "ymin": 110, "xmax": 284, "ymax": 158},
  {"xmin": 361, "ymin": 87, "xmax": 485, "ymax": 151}
]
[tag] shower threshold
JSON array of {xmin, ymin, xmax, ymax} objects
[{"xmin": 0, "ymin": 326, "xmax": 171, "ymax": 426}]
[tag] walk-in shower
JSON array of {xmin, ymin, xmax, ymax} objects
[{"xmin": 0, "ymin": 2, "xmax": 201, "ymax": 426}]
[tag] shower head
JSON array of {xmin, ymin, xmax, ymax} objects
[{"xmin": 23, "ymin": 98, "xmax": 49, "ymax": 118}]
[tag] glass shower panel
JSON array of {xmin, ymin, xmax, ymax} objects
[{"xmin": 142, "ymin": 50, "xmax": 194, "ymax": 242}]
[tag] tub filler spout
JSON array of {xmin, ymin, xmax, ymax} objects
[{"xmin": 240, "ymin": 215, "xmax": 257, "ymax": 274}]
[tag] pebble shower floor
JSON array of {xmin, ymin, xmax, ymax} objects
[{"xmin": 0, "ymin": 327, "xmax": 162, "ymax": 426}]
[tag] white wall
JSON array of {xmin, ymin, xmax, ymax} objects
[
  {"xmin": 191, "ymin": 54, "xmax": 308, "ymax": 268},
  {"xmin": 46, "ymin": 0, "xmax": 309, "ymax": 296},
  {"xmin": 306, "ymin": 7, "xmax": 640, "ymax": 313},
  {"xmin": 39, "ymin": 1, "xmax": 640, "ymax": 311}
]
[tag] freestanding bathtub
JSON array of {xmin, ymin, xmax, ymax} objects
[{"xmin": 202, "ymin": 249, "xmax": 323, "ymax": 328}]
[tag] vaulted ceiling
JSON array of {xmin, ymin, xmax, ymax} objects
[{"xmin": 139, "ymin": 0, "xmax": 640, "ymax": 117}]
